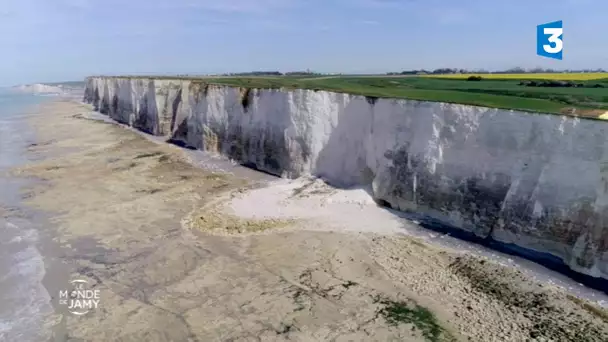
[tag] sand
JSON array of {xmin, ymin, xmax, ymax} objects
[{"xmin": 7, "ymin": 99, "xmax": 608, "ymax": 342}]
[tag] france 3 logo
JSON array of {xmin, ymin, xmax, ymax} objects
[{"xmin": 537, "ymin": 20, "xmax": 563, "ymax": 60}]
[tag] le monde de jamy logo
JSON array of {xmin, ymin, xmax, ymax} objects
[{"xmin": 58, "ymin": 279, "xmax": 101, "ymax": 315}]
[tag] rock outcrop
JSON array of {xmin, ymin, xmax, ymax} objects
[{"xmin": 84, "ymin": 76, "xmax": 608, "ymax": 281}]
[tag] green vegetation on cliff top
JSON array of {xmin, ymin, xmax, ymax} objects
[{"xmin": 98, "ymin": 75, "xmax": 608, "ymax": 117}]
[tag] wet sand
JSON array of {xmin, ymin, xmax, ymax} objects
[
  {"xmin": 0, "ymin": 98, "xmax": 62, "ymax": 342},
  {"xmin": 8, "ymin": 99, "xmax": 608, "ymax": 341}
]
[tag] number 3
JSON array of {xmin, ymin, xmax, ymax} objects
[{"xmin": 543, "ymin": 28, "xmax": 563, "ymax": 54}]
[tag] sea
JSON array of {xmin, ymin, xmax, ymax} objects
[{"xmin": 0, "ymin": 89, "xmax": 54, "ymax": 341}]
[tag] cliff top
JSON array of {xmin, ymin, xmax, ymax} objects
[{"xmin": 90, "ymin": 75, "xmax": 608, "ymax": 117}]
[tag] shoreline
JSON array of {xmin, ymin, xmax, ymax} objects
[
  {"xmin": 0, "ymin": 104, "xmax": 63, "ymax": 341},
  {"xmin": 8, "ymin": 98, "xmax": 608, "ymax": 341}
]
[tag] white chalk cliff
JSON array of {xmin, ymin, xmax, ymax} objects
[
  {"xmin": 84, "ymin": 77, "xmax": 608, "ymax": 281},
  {"xmin": 12, "ymin": 83, "xmax": 64, "ymax": 95}
]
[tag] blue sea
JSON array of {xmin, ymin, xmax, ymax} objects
[{"xmin": 0, "ymin": 90, "xmax": 54, "ymax": 341}]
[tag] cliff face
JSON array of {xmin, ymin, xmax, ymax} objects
[{"xmin": 84, "ymin": 76, "xmax": 608, "ymax": 281}]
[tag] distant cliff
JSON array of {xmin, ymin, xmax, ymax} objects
[
  {"xmin": 84, "ymin": 76, "xmax": 608, "ymax": 282},
  {"xmin": 12, "ymin": 83, "xmax": 64, "ymax": 95}
]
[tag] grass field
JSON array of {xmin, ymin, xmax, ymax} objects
[
  {"xmin": 101, "ymin": 74, "xmax": 608, "ymax": 117},
  {"xmin": 198, "ymin": 75, "xmax": 608, "ymax": 117},
  {"xmin": 425, "ymin": 73, "xmax": 608, "ymax": 81}
]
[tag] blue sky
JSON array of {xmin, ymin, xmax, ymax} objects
[{"xmin": 0, "ymin": 0, "xmax": 606, "ymax": 86}]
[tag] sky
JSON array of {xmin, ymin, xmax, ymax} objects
[{"xmin": 0, "ymin": 0, "xmax": 606, "ymax": 86}]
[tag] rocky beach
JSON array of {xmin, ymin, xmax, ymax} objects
[{"xmin": 0, "ymin": 97, "xmax": 606, "ymax": 341}]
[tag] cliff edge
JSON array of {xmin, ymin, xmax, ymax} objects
[{"xmin": 83, "ymin": 76, "xmax": 608, "ymax": 281}]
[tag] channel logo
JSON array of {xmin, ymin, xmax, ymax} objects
[{"xmin": 537, "ymin": 20, "xmax": 563, "ymax": 60}]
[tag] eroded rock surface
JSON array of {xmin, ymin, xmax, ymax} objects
[{"xmin": 84, "ymin": 77, "xmax": 608, "ymax": 280}]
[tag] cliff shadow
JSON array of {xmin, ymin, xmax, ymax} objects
[
  {"xmin": 313, "ymin": 95, "xmax": 375, "ymax": 188},
  {"xmin": 221, "ymin": 89, "xmax": 296, "ymax": 177},
  {"xmin": 92, "ymin": 87, "xmax": 100, "ymax": 111},
  {"xmin": 312, "ymin": 97, "xmax": 608, "ymax": 295},
  {"xmin": 373, "ymin": 147, "xmax": 608, "ymax": 294},
  {"xmin": 133, "ymin": 83, "xmax": 159, "ymax": 135},
  {"xmin": 166, "ymin": 119, "xmax": 197, "ymax": 150},
  {"xmin": 371, "ymin": 155, "xmax": 608, "ymax": 294},
  {"xmin": 383, "ymin": 204, "xmax": 608, "ymax": 294},
  {"xmin": 168, "ymin": 88, "xmax": 183, "ymax": 135}
]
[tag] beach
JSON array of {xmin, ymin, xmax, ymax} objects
[{"xmin": 3, "ymin": 98, "xmax": 608, "ymax": 341}]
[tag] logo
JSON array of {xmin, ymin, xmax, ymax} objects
[
  {"xmin": 58, "ymin": 279, "xmax": 101, "ymax": 315},
  {"xmin": 537, "ymin": 20, "xmax": 563, "ymax": 60}
]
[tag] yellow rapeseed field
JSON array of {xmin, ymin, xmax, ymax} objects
[{"xmin": 425, "ymin": 73, "xmax": 608, "ymax": 81}]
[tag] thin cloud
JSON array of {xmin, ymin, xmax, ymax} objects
[
  {"xmin": 360, "ymin": 20, "xmax": 380, "ymax": 25},
  {"xmin": 177, "ymin": 0, "xmax": 299, "ymax": 14},
  {"xmin": 351, "ymin": 0, "xmax": 410, "ymax": 9},
  {"xmin": 51, "ymin": 0, "xmax": 300, "ymax": 15}
]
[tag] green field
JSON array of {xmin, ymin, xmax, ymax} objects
[
  {"xmin": 199, "ymin": 76, "xmax": 608, "ymax": 117},
  {"xmin": 102, "ymin": 74, "xmax": 608, "ymax": 117},
  {"xmin": 425, "ymin": 73, "xmax": 608, "ymax": 81}
]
